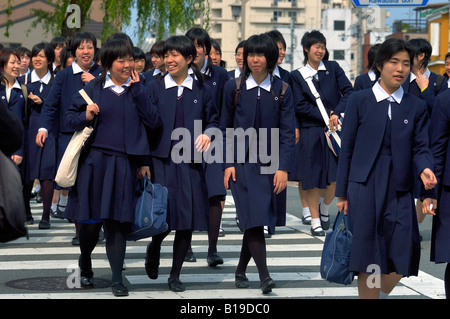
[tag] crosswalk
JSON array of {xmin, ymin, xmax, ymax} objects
[{"xmin": 0, "ymin": 193, "xmax": 446, "ymax": 299}]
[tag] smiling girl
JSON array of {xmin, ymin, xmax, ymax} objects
[
  {"xmin": 64, "ymin": 38, "xmax": 160, "ymax": 297},
  {"xmin": 141, "ymin": 35, "xmax": 219, "ymax": 292},
  {"xmin": 20, "ymin": 42, "xmax": 56, "ymax": 228},
  {"xmin": 335, "ymin": 38, "xmax": 437, "ymax": 299}
]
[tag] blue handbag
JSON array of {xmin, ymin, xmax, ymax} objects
[
  {"xmin": 320, "ymin": 210, "xmax": 354, "ymax": 285},
  {"xmin": 127, "ymin": 176, "xmax": 168, "ymax": 241}
]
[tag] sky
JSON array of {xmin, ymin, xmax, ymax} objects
[{"xmin": 385, "ymin": 0, "xmax": 448, "ymax": 28}]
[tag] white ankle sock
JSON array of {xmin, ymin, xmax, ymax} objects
[
  {"xmin": 311, "ymin": 218, "xmax": 322, "ymax": 231},
  {"xmin": 302, "ymin": 207, "xmax": 311, "ymax": 219},
  {"xmin": 320, "ymin": 203, "xmax": 329, "ymax": 221}
]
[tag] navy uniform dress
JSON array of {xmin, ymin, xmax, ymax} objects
[
  {"xmin": 39, "ymin": 60, "xmax": 101, "ymax": 188},
  {"xmin": 429, "ymin": 89, "xmax": 450, "ymax": 264},
  {"xmin": 402, "ymin": 70, "xmax": 446, "ymax": 199},
  {"xmin": 143, "ymin": 74, "xmax": 219, "ymax": 231},
  {"xmin": 64, "ymin": 76, "xmax": 160, "ymax": 223},
  {"xmin": 289, "ymin": 60, "xmax": 353, "ymax": 189},
  {"xmin": 353, "ymin": 70, "xmax": 377, "ymax": 91},
  {"xmin": 336, "ymin": 82, "xmax": 433, "ymax": 276},
  {"xmin": 20, "ymin": 70, "xmax": 56, "ymax": 181},
  {"xmin": 220, "ymin": 74, "xmax": 295, "ymax": 234}
]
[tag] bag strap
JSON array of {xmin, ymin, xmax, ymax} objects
[
  {"xmin": 234, "ymin": 77, "xmax": 241, "ymax": 108},
  {"xmin": 21, "ymin": 83, "xmax": 28, "ymax": 119},
  {"xmin": 79, "ymin": 88, "xmax": 94, "ymax": 105},
  {"xmin": 298, "ymin": 66, "xmax": 341, "ymax": 147}
]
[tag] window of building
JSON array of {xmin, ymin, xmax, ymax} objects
[
  {"xmin": 333, "ymin": 50, "xmax": 345, "ymax": 60},
  {"xmin": 334, "ymin": 20, "xmax": 345, "ymax": 31}
]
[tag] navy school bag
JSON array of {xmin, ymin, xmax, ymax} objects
[
  {"xmin": 320, "ymin": 210, "xmax": 354, "ymax": 285},
  {"xmin": 127, "ymin": 176, "xmax": 168, "ymax": 241}
]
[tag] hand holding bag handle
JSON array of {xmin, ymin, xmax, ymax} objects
[
  {"xmin": 298, "ymin": 67, "xmax": 342, "ymax": 154},
  {"xmin": 55, "ymin": 89, "xmax": 95, "ymax": 188}
]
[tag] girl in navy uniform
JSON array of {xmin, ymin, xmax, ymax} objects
[
  {"xmin": 336, "ymin": 38, "xmax": 437, "ymax": 299},
  {"xmin": 185, "ymin": 27, "xmax": 229, "ymax": 265},
  {"xmin": 21, "ymin": 42, "xmax": 56, "ymax": 228},
  {"xmin": 64, "ymin": 38, "xmax": 160, "ymax": 297},
  {"xmin": 289, "ymin": 30, "xmax": 353, "ymax": 236},
  {"xmin": 404, "ymin": 38, "xmax": 446, "ymax": 236},
  {"xmin": 353, "ymin": 43, "xmax": 380, "ymax": 91},
  {"xmin": 221, "ymin": 34, "xmax": 295, "ymax": 294},
  {"xmin": 0, "ymin": 48, "xmax": 30, "ymax": 223},
  {"xmin": 37, "ymin": 32, "xmax": 100, "ymax": 226},
  {"xmin": 142, "ymin": 40, "xmax": 166, "ymax": 83},
  {"xmin": 142, "ymin": 35, "xmax": 219, "ymax": 292},
  {"xmin": 425, "ymin": 87, "xmax": 450, "ymax": 298},
  {"xmin": 228, "ymin": 41, "xmax": 245, "ymax": 80}
]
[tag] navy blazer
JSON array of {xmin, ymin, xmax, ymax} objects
[
  {"xmin": 39, "ymin": 63, "xmax": 101, "ymax": 134},
  {"xmin": 203, "ymin": 64, "xmax": 229, "ymax": 116},
  {"xmin": 402, "ymin": 72, "xmax": 447, "ymax": 116},
  {"xmin": 353, "ymin": 73, "xmax": 376, "ymax": 91},
  {"xmin": 429, "ymin": 89, "xmax": 450, "ymax": 197},
  {"xmin": 219, "ymin": 76, "xmax": 296, "ymax": 173},
  {"xmin": 290, "ymin": 60, "xmax": 353, "ymax": 128},
  {"xmin": 0, "ymin": 84, "xmax": 25, "ymax": 157},
  {"xmin": 143, "ymin": 76, "xmax": 219, "ymax": 160},
  {"xmin": 65, "ymin": 79, "xmax": 160, "ymax": 157},
  {"xmin": 335, "ymin": 89, "xmax": 433, "ymax": 197},
  {"xmin": 0, "ymin": 98, "xmax": 23, "ymax": 156}
]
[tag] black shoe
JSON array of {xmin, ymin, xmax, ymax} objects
[
  {"xmin": 80, "ymin": 276, "xmax": 94, "ymax": 288},
  {"xmin": 111, "ymin": 282, "xmax": 129, "ymax": 297},
  {"xmin": 51, "ymin": 207, "xmax": 64, "ymax": 219},
  {"xmin": 310, "ymin": 225, "xmax": 325, "ymax": 237},
  {"xmin": 207, "ymin": 253, "xmax": 223, "ymax": 267},
  {"xmin": 260, "ymin": 277, "xmax": 276, "ymax": 294},
  {"xmin": 168, "ymin": 277, "xmax": 185, "ymax": 292},
  {"xmin": 235, "ymin": 274, "xmax": 249, "ymax": 288},
  {"xmin": 35, "ymin": 191, "xmax": 43, "ymax": 203},
  {"xmin": 26, "ymin": 217, "xmax": 34, "ymax": 225},
  {"xmin": 184, "ymin": 248, "xmax": 196, "ymax": 262},
  {"xmin": 145, "ymin": 243, "xmax": 159, "ymax": 279},
  {"xmin": 72, "ymin": 236, "xmax": 80, "ymax": 245},
  {"xmin": 38, "ymin": 219, "xmax": 50, "ymax": 229}
]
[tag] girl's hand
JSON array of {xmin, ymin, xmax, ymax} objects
[
  {"xmin": 138, "ymin": 166, "xmax": 151, "ymax": 179},
  {"xmin": 336, "ymin": 196, "xmax": 348, "ymax": 215},
  {"xmin": 11, "ymin": 155, "xmax": 22, "ymax": 165},
  {"xmin": 422, "ymin": 198, "xmax": 437, "ymax": 216},
  {"xmin": 415, "ymin": 69, "xmax": 429, "ymax": 92},
  {"xmin": 195, "ymin": 134, "xmax": 211, "ymax": 152},
  {"xmin": 28, "ymin": 92, "xmax": 42, "ymax": 104},
  {"xmin": 81, "ymin": 72, "xmax": 95, "ymax": 83},
  {"xmin": 129, "ymin": 69, "xmax": 140, "ymax": 85},
  {"xmin": 273, "ymin": 170, "xmax": 288, "ymax": 194},
  {"xmin": 224, "ymin": 167, "xmax": 236, "ymax": 190},
  {"xmin": 86, "ymin": 103, "xmax": 100, "ymax": 121},
  {"xmin": 36, "ymin": 130, "xmax": 47, "ymax": 147},
  {"xmin": 420, "ymin": 168, "xmax": 437, "ymax": 190}
]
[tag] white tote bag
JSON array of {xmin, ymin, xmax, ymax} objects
[{"xmin": 55, "ymin": 89, "xmax": 94, "ymax": 188}]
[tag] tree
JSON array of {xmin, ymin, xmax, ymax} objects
[{"xmin": 4, "ymin": 0, "xmax": 209, "ymax": 43}]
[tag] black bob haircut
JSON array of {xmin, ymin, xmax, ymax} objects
[
  {"xmin": 163, "ymin": 35, "xmax": 204, "ymax": 85},
  {"xmin": 31, "ymin": 42, "xmax": 55, "ymax": 71},
  {"xmin": 70, "ymin": 32, "xmax": 97, "ymax": 56},
  {"xmin": 373, "ymin": 37, "xmax": 415, "ymax": 79},
  {"xmin": 301, "ymin": 30, "xmax": 326, "ymax": 65},
  {"xmin": 185, "ymin": 27, "xmax": 213, "ymax": 77},
  {"xmin": 96, "ymin": 39, "xmax": 134, "ymax": 84},
  {"xmin": 243, "ymin": 33, "xmax": 279, "ymax": 75},
  {"xmin": 266, "ymin": 30, "xmax": 286, "ymax": 50},
  {"xmin": 407, "ymin": 38, "xmax": 432, "ymax": 70}
]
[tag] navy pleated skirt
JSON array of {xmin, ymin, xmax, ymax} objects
[
  {"xmin": 65, "ymin": 147, "xmax": 137, "ymax": 223},
  {"xmin": 346, "ymin": 152, "xmax": 420, "ymax": 276},
  {"xmin": 150, "ymin": 156, "xmax": 209, "ymax": 231},
  {"xmin": 229, "ymin": 163, "xmax": 285, "ymax": 234},
  {"xmin": 28, "ymin": 113, "xmax": 57, "ymax": 180},
  {"xmin": 289, "ymin": 126, "xmax": 338, "ymax": 189},
  {"xmin": 431, "ymin": 186, "xmax": 450, "ymax": 263}
]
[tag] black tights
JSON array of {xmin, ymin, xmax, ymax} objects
[
  {"xmin": 235, "ymin": 226, "xmax": 269, "ymax": 282},
  {"xmin": 208, "ymin": 196, "xmax": 223, "ymax": 255},
  {"xmin": 79, "ymin": 220, "xmax": 128, "ymax": 284},
  {"xmin": 39, "ymin": 180, "xmax": 54, "ymax": 221},
  {"xmin": 148, "ymin": 228, "xmax": 193, "ymax": 280},
  {"xmin": 445, "ymin": 263, "xmax": 450, "ymax": 299}
]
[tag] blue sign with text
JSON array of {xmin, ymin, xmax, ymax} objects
[{"xmin": 352, "ymin": 0, "xmax": 429, "ymax": 6}]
